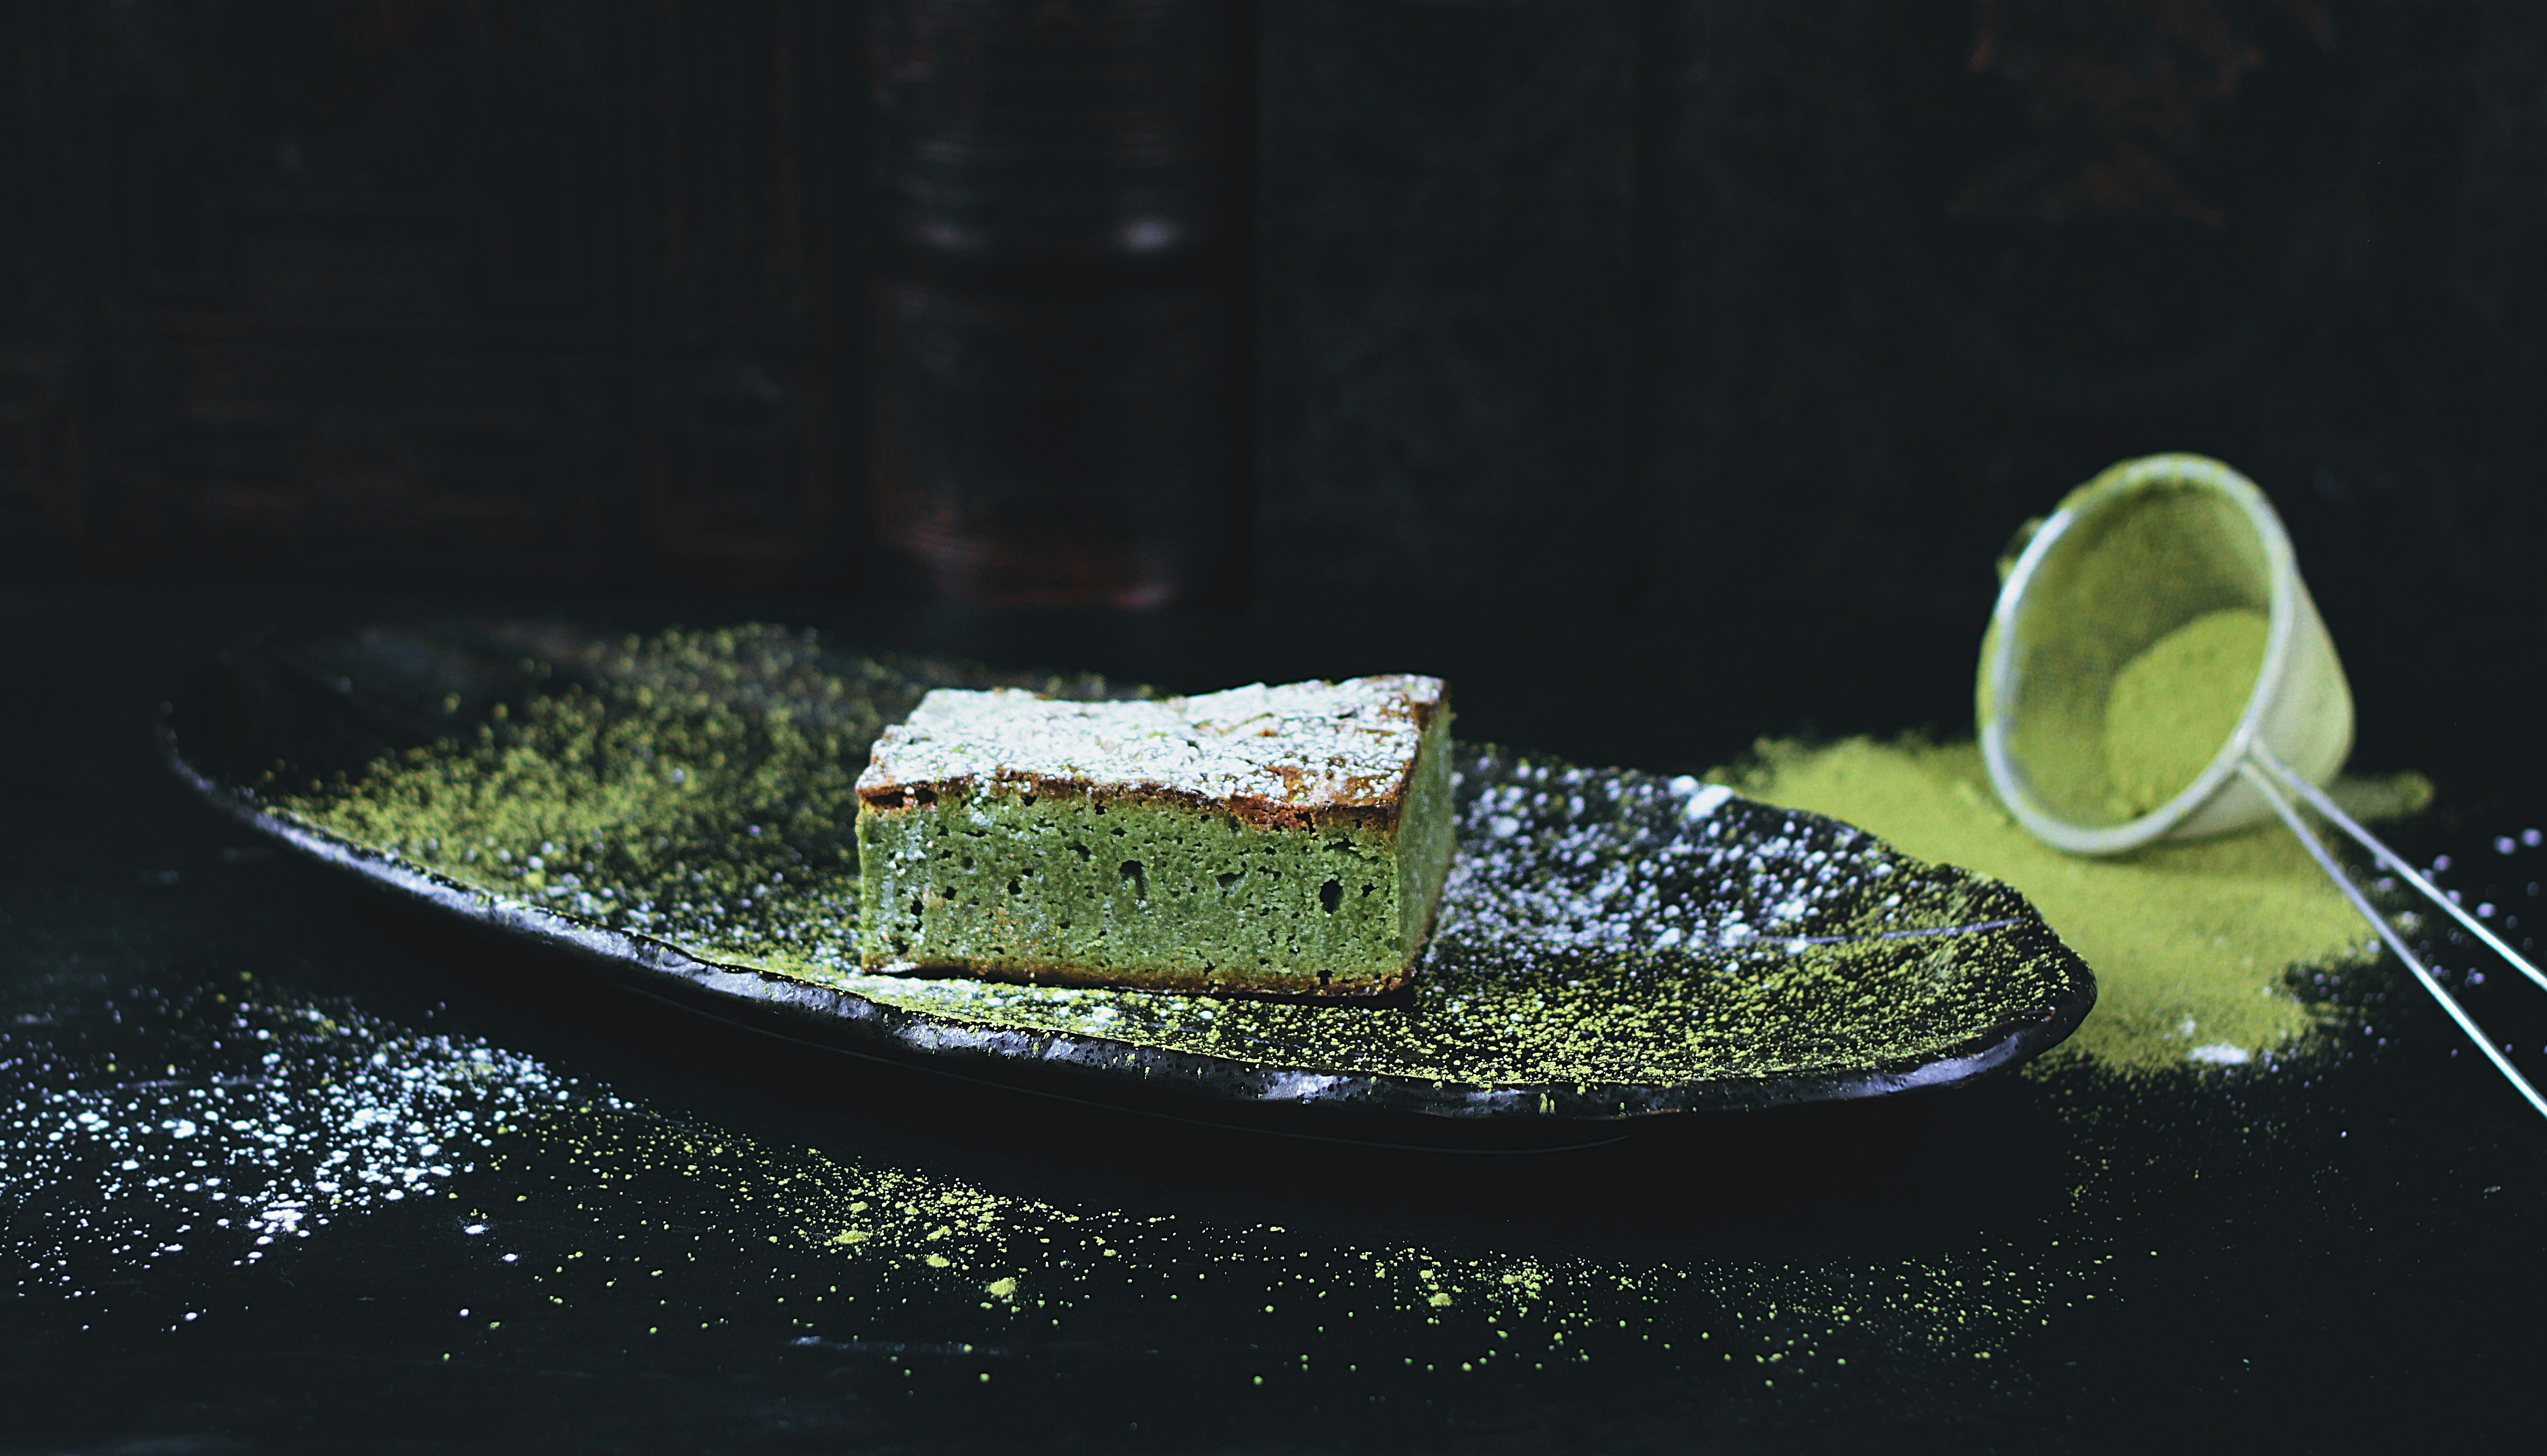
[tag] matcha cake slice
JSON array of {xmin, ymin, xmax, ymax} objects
[{"xmin": 854, "ymin": 676, "xmax": 1455, "ymax": 995}]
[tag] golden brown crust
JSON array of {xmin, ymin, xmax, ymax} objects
[{"xmin": 854, "ymin": 775, "xmax": 1409, "ymax": 834}]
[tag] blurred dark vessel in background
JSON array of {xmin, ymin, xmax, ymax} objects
[{"xmin": 869, "ymin": 0, "xmax": 1248, "ymax": 609}]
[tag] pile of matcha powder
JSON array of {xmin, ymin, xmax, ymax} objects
[
  {"xmin": 1717, "ymin": 609, "xmax": 2426, "ymax": 1071},
  {"xmin": 1721, "ymin": 737, "xmax": 2425, "ymax": 1070}
]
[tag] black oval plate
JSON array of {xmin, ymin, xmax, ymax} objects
[{"xmin": 163, "ymin": 621, "xmax": 2094, "ymax": 1121}]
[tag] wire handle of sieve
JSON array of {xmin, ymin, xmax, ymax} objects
[
  {"xmin": 2251, "ymin": 747, "xmax": 2547, "ymax": 996},
  {"xmin": 2238, "ymin": 749, "xmax": 2547, "ymax": 1120}
]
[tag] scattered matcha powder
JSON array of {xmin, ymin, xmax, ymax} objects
[
  {"xmin": 1721, "ymin": 737, "xmax": 2429, "ymax": 1071},
  {"xmin": 269, "ymin": 626, "xmax": 2090, "ymax": 1095},
  {"xmin": 492, "ymin": 1098, "xmax": 2076, "ymax": 1388},
  {"xmin": 2103, "ymin": 608, "xmax": 2271, "ymax": 817}
]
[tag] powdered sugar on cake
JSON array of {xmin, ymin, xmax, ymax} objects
[{"xmin": 858, "ymin": 676, "xmax": 1446, "ymax": 810}]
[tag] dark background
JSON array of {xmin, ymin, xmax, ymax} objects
[{"xmin": 7, "ymin": 0, "xmax": 2542, "ymax": 761}]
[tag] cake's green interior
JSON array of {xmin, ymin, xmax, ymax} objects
[
  {"xmin": 258, "ymin": 624, "xmax": 2088, "ymax": 1094},
  {"xmin": 1394, "ymin": 714, "xmax": 1457, "ymax": 950},
  {"xmin": 857, "ymin": 709, "xmax": 1456, "ymax": 992}
]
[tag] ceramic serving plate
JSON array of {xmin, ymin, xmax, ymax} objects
[{"xmin": 162, "ymin": 621, "xmax": 2094, "ymax": 1121}]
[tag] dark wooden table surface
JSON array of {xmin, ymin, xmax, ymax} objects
[{"xmin": 4, "ymin": 579, "xmax": 2543, "ymax": 1454}]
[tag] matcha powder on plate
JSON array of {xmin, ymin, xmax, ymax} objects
[
  {"xmin": 1720, "ymin": 737, "xmax": 2427, "ymax": 1072},
  {"xmin": 2103, "ymin": 608, "xmax": 2272, "ymax": 818}
]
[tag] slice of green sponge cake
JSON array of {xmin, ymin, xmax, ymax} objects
[{"xmin": 854, "ymin": 676, "xmax": 1455, "ymax": 995}]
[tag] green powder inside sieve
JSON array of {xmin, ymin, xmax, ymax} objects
[{"xmin": 2102, "ymin": 608, "xmax": 2271, "ymax": 819}]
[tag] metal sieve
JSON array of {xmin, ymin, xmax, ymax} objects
[{"xmin": 1979, "ymin": 453, "xmax": 2547, "ymax": 1118}]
